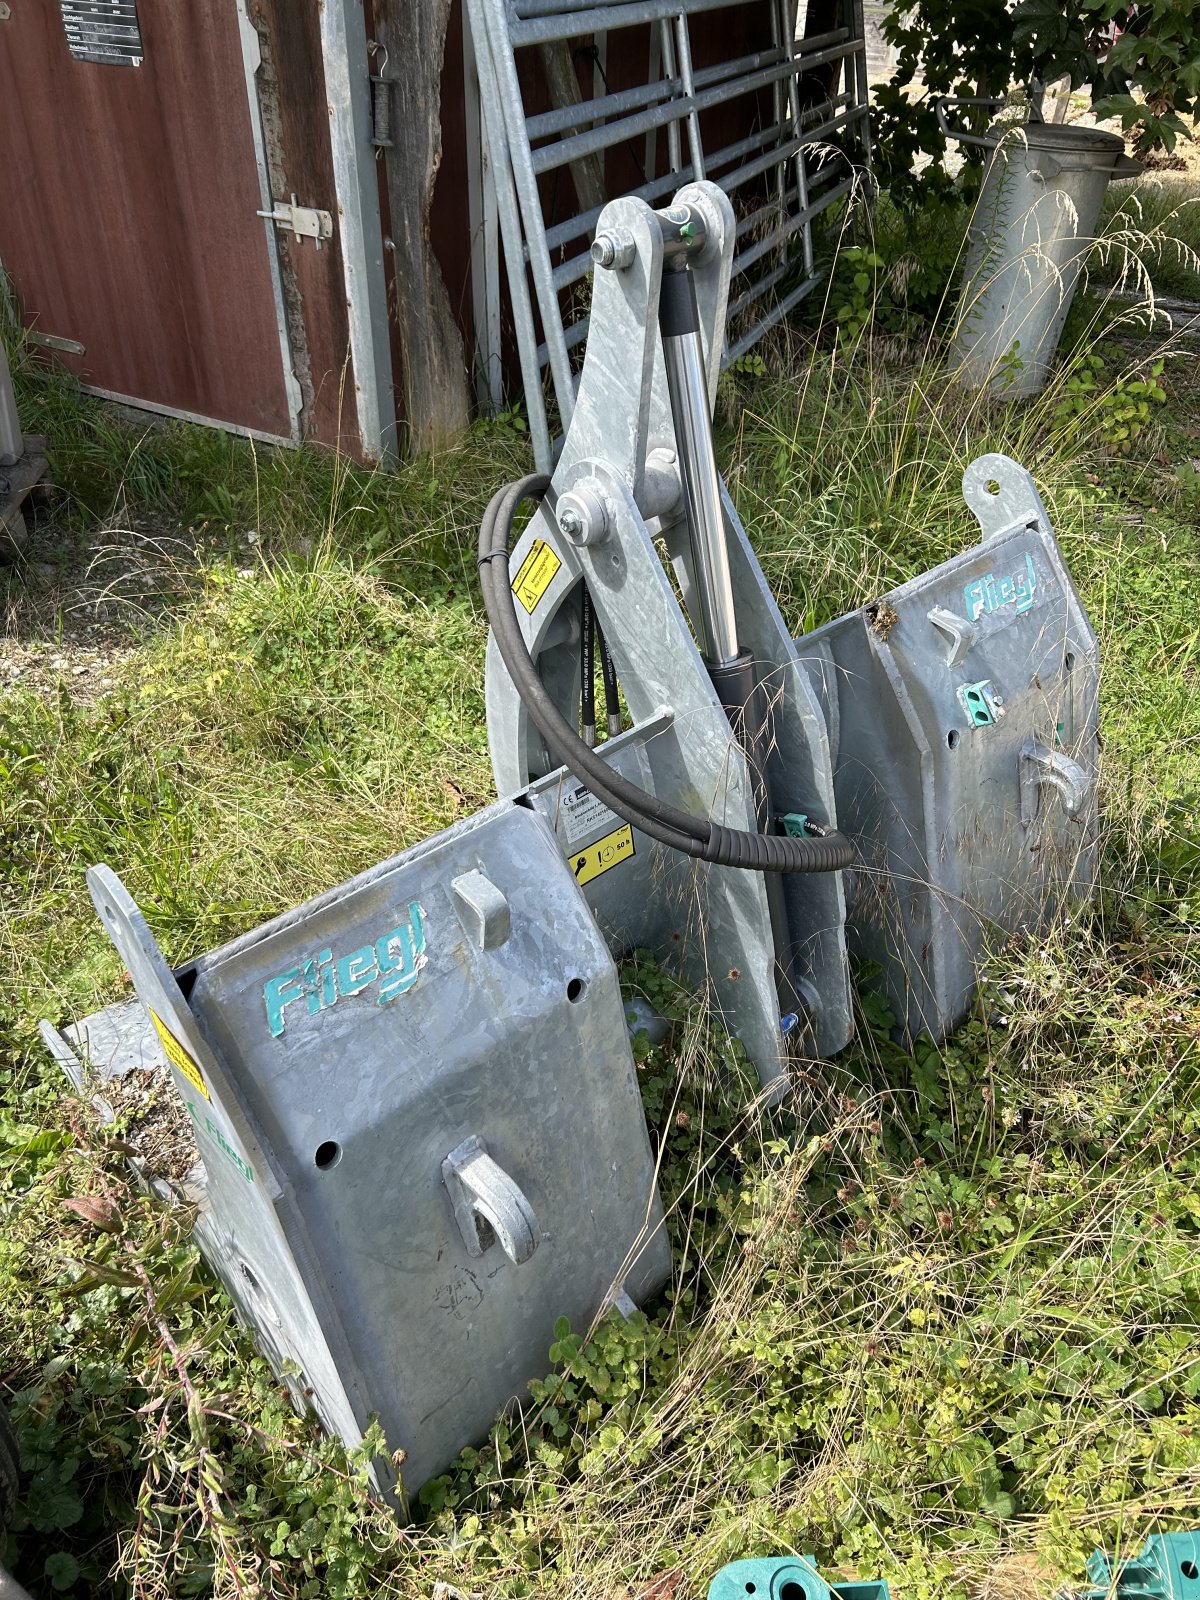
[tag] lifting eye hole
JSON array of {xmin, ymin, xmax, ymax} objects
[
  {"xmin": 1182, "ymin": 1562, "xmax": 1198, "ymax": 1581},
  {"xmin": 566, "ymin": 977, "xmax": 587, "ymax": 1003},
  {"xmin": 985, "ymin": 479, "xmax": 1002, "ymax": 496},
  {"xmin": 1065, "ymin": 651, "xmax": 1076, "ymax": 672},
  {"xmin": 947, "ymin": 729, "xmax": 961, "ymax": 750},
  {"xmin": 314, "ymin": 1141, "xmax": 341, "ymax": 1170}
]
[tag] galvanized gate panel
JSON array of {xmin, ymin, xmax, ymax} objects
[{"xmin": 466, "ymin": 0, "xmax": 870, "ymax": 467}]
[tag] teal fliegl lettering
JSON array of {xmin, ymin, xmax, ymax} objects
[
  {"xmin": 262, "ymin": 901, "xmax": 427, "ymax": 1037},
  {"xmin": 963, "ymin": 551, "xmax": 1037, "ymax": 623}
]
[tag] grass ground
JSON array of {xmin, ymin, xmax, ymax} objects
[{"xmin": 1, "ymin": 177, "xmax": 1199, "ymax": 1600}]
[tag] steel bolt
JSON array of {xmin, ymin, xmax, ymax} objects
[
  {"xmin": 556, "ymin": 487, "xmax": 610, "ymax": 546},
  {"xmin": 591, "ymin": 230, "xmax": 635, "ymax": 271}
]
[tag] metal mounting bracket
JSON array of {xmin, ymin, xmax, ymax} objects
[
  {"xmin": 927, "ymin": 605, "xmax": 977, "ymax": 667},
  {"xmin": 1020, "ymin": 739, "xmax": 1089, "ymax": 829},
  {"xmin": 442, "ymin": 1135, "xmax": 539, "ymax": 1265}
]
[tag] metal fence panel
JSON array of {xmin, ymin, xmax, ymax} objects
[{"xmin": 466, "ymin": 0, "xmax": 871, "ymax": 466}]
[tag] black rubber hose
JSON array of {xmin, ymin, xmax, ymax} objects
[
  {"xmin": 580, "ymin": 582, "xmax": 596, "ymax": 745},
  {"xmin": 479, "ymin": 476, "xmax": 856, "ymax": 874},
  {"xmin": 481, "ymin": 479, "xmax": 708, "ymax": 859},
  {"xmin": 597, "ymin": 620, "xmax": 621, "ymax": 737}
]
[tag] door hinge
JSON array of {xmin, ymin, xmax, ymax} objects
[{"xmin": 257, "ymin": 195, "xmax": 334, "ymax": 249}]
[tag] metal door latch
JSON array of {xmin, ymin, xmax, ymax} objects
[
  {"xmin": 256, "ymin": 195, "xmax": 334, "ymax": 248},
  {"xmin": 442, "ymin": 1135, "xmax": 539, "ymax": 1265}
]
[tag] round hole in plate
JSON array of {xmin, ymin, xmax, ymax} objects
[
  {"xmin": 780, "ymin": 1585, "xmax": 807, "ymax": 1600},
  {"xmin": 986, "ymin": 478, "xmax": 1001, "ymax": 495},
  {"xmin": 1182, "ymin": 1562, "xmax": 1198, "ymax": 1582},
  {"xmin": 566, "ymin": 977, "xmax": 587, "ymax": 1004},
  {"xmin": 947, "ymin": 729, "xmax": 961, "ymax": 750},
  {"xmin": 314, "ymin": 1140, "xmax": 342, "ymax": 1170},
  {"xmin": 239, "ymin": 1261, "xmax": 260, "ymax": 1292},
  {"xmin": 1065, "ymin": 651, "xmax": 1076, "ymax": 672},
  {"xmin": 744, "ymin": 1586, "xmax": 756, "ymax": 1595}
]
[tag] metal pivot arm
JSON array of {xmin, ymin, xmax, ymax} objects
[
  {"xmin": 484, "ymin": 181, "xmax": 854, "ymax": 1074},
  {"xmin": 442, "ymin": 1136, "xmax": 539, "ymax": 1265}
]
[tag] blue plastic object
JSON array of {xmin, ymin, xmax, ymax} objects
[
  {"xmin": 1084, "ymin": 1533, "xmax": 1200, "ymax": 1600},
  {"xmin": 708, "ymin": 1556, "xmax": 889, "ymax": 1600}
]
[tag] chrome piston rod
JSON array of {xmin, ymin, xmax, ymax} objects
[{"xmin": 658, "ymin": 259, "xmax": 741, "ymax": 668}]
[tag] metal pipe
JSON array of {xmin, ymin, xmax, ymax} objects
[
  {"xmin": 537, "ymin": 77, "xmax": 854, "ymax": 257},
  {"xmin": 528, "ymin": 38, "xmax": 861, "ymax": 176},
  {"xmin": 524, "ymin": 32, "xmax": 846, "ymax": 144},
  {"xmin": 510, "ymin": 0, "xmax": 840, "ymax": 42},
  {"xmin": 480, "ymin": 0, "xmax": 577, "ymax": 433},
  {"xmin": 467, "ymin": 0, "xmax": 555, "ymax": 467},
  {"xmin": 660, "ymin": 19, "xmax": 683, "ymax": 171},
  {"xmin": 672, "ymin": 14, "xmax": 705, "ymax": 180},
  {"xmin": 658, "ymin": 267, "xmax": 739, "ymax": 668},
  {"xmin": 543, "ymin": 165, "xmax": 854, "ymax": 362}
]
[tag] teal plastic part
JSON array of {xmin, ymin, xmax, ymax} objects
[
  {"xmin": 708, "ymin": 1556, "xmax": 889, "ymax": 1600},
  {"xmin": 1084, "ymin": 1532, "xmax": 1200, "ymax": 1600},
  {"xmin": 957, "ymin": 678, "xmax": 998, "ymax": 727},
  {"xmin": 780, "ymin": 814, "xmax": 810, "ymax": 838}
]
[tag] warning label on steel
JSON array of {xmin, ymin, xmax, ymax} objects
[
  {"xmin": 569, "ymin": 825, "xmax": 635, "ymax": 886},
  {"xmin": 149, "ymin": 1008, "xmax": 211, "ymax": 1101},
  {"xmin": 512, "ymin": 539, "xmax": 561, "ymax": 613}
]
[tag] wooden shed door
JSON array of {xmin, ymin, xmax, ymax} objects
[{"xmin": 0, "ymin": 0, "xmax": 297, "ymax": 440}]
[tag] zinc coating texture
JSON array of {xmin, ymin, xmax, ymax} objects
[
  {"xmin": 795, "ymin": 453, "xmax": 1098, "ymax": 1046},
  {"xmin": 86, "ymin": 802, "xmax": 669, "ymax": 1505},
  {"xmin": 948, "ymin": 121, "xmax": 1141, "ymax": 395}
]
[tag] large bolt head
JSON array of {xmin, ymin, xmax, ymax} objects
[
  {"xmin": 590, "ymin": 230, "xmax": 635, "ymax": 271},
  {"xmin": 556, "ymin": 487, "xmax": 610, "ymax": 546}
]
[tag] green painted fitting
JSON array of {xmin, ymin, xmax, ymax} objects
[
  {"xmin": 708, "ymin": 1556, "xmax": 889, "ymax": 1600},
  {"xmin": 1082, "ymin": 1532, "xmax": 1200, "ymax": 1600},
  {"xmin": 956, "ymin": 678, "xmax": 999, "ymax": 727},
  {"xmin": 780, "ymin": 814, "xmax": 810, "ymax": 838}
]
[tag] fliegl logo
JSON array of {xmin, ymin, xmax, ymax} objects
[
  {"xmin": 963, "ymin": 551, "xmax": 1037, "ymax": 623},
  {"xmin": 263, "ymin": 903, "xmax": 427, "ymax": 1038}
]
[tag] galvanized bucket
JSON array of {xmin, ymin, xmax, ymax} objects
[{"xmin": 943, "ymin": 103, "xmax": 1141, "ymax": 394}]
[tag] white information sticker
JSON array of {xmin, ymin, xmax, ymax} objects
[{"xmin": 557, "ymin": 782, "xmax": 621, "ymax": 846}]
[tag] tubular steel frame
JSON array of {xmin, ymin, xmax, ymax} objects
[{"xmin": 465, "ymin": 0, "xmax": 871, "ymax": 467}]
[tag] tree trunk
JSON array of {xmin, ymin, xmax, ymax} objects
[
  {"xmin": 535, "ymin": 40, "xmax": 607, "ymax": 214},
  {"xmin": 376, "ymin": 0, "xmax": 471, "ymax": 456}
]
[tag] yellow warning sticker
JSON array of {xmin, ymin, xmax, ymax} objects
[
  {"xmin": 512, "ymin": 539, "xmax": 562, "ymax": 614},
  {"xmin": 149, "ymin": 1008, "xmax": 210, "ymax": 1101},
  {"xmin": 569, "ymin": 824, "xmax": 635, "ymax": 886}
]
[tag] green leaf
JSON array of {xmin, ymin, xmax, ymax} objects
[{"xmin": 43, "ymin": 1553, "xmax": 81, "ymax": 1591}]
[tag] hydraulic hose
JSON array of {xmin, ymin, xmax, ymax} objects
[{"xmin": 479, "ymin": 476, "xmax": 856, "ymax": 875}]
